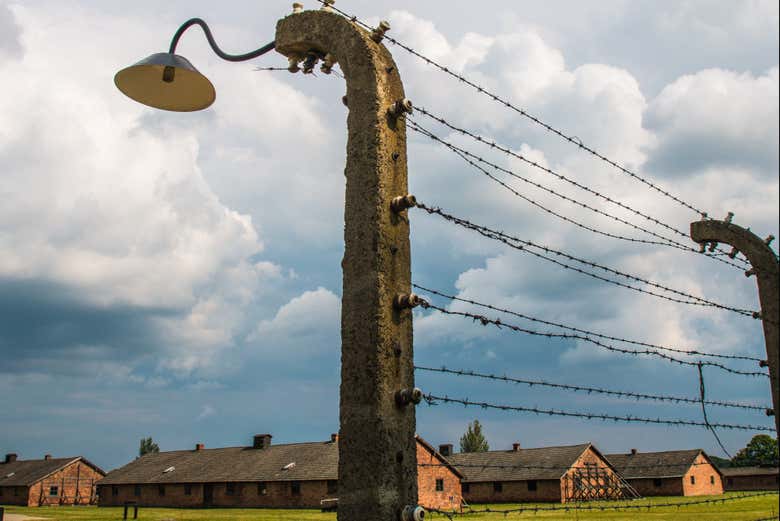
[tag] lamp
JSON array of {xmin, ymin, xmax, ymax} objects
[{"xmin": 114, "ymin": 18, "xmax": 275, "ymax": 112}]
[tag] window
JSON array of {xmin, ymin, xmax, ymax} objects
[
  {"xmin": 727, "ymin": 478, "xmax": 733, "ymax": 486},
  {"xmin": 258, "ymin": 482, "xmax": 267, "ymax": 496},
  {"xmin": 690, "ymin": 476, "xmax": 695, "ymax": 485},
  {"xmin": 158, "ymin": 485, "xmax": 166, "ymax": 497},
  {"xmin": 710, "ymin": 476, "xmax": 715, "ymax": 485},
  {"xmin": 435, "ymin": 479, "xmax": 444, "ymax": 492},
  {"xmin": 184, "ymin": 484, "xmax": 192, "ymax": 496},
  {"xmin": 134, "ymin": 485, "xmax": 141, "ymax": 497},
  {"xmin": 493, "ymin": 482, "xmax": 503, "ymax": 493},
  {"xmin": 527, "ymin": 480, "xmax": 537, "ymax": 492},
  {"xmin": 112, "ymin": 486, "xmax": 119, "ymax": 497},
  {"xmin": 0, "ymin": 488, "xmax": 4, "ymax": 496},
  {"xmin": 327, "ymin": 480, "xmax": 338, "ymax": 495},
  {"xmin": 49, "ymin": 486, "xmax": 59, "ymax": 497},
  {"xmin": 291, "ymin": 481, "xmax": 301, "ymax": 496},
  {"xmin": 653, "ymin": 479, "xmax": 662, "ymax": 488},
  {"xmin": 14, "ymin": 487, "xmax": 19, "ymax": 496},
  {"xmin": 226, "ymin": 483, "xmax": 236, "ymax": 496},
  {"xmin": 462, "ymin": 483, "xmax": 470, "ymax": 494}
]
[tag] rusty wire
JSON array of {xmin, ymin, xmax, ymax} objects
[
  {"xmin": 415, "ymin": 366, "xmax": 769, "ymax": 411},
  {"xmin": 414, "ymin": 201, "xmax": 760, "ymax": 319},
  {"xmin": 407, "ymin": 120, "xmax": 684, "ymax": 251},
  {"xmin": 422, "ymin": 393, "xmax": 775, "ymax": 432},
  {"xmin": 418, "ymin": 300, "xmax": 767, "ymax": 377},
  {"xmin": 316, "ymin": 1, "xmax": 712, "ymax": 219},
  {"xmin": 407, "ymin": 115, "xmax": 748, "ymax": 271},
  {"xmin": 413, "ymin": 284, "xmax": 763, "ymax": 362},
  {"xmin": 698, "ymin": 362, "xmax": 733, "ymax": 458}
]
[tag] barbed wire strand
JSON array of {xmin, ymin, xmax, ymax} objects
[
  {"xmin": 418, "ymin": 300, "xmax": 767, "ymax": 377},
  {"xmin": 414, "ymin": 201, "xmax": 759, "ymax": 318},
  {"xmin": 413, "ymin": 284, "xmax": 763, "ymax": 362},
  {"xmin": 407, "ymin": 114, "xmax": 748, "ymax": 270},
  {"xmin": 422, "ymin": 393, "xmax": 775, "ymax": 432},
  {"xmin": 406, "ymin": 120, "xmax": 687, "ymax": 251},
  {"xmin": 699, "ymin": 362, "xmax": 733, "ymax": 458},
  {"xmin": 415, "ymin": 365, "xmax": 768, "ymax": 411},
  {"xmin": 316, "ymin": 0, "xmax": 712, "ymax": 219},
  {"xmin": 425, "ymin": 492, "xmax": 779, "ymax": 519}
]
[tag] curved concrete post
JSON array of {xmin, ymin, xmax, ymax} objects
[
  {"xmin": 275, "ymin": 11, "xmax": 417, "ymax": 520},
  {"xmin": 691, "ymin": 220, "xmax": 779, "ymax": 434}
]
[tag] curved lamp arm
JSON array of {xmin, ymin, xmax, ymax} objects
[{"xmin": 169, "ymin": 18, "xmax": 276, "ymax": 61}]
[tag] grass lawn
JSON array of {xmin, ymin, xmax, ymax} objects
[{"xmin": 3, "ymin": 493, "xmax": 778, "ymax": 520}]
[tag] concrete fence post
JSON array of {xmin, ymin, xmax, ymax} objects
[
  {"xmin": 275, "ymin": 9, "xmax": 418, "ymax": 521},
  {"xmin": 691, "ymin": 219, "xmax": 779, "ymax": 435}
]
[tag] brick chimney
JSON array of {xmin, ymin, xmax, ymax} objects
[
  {"xmin": 438, "ymin": 444, "xmax": 453, "ymax": 457},
  {"xmin": 195, "ymin": 444, "xmax": 205, "ymax": 451},
  {"xmin": 253, "ymin": 434, "xmax": 272, "ymax": 450},
  {"xmin": 512, "ymin": 443, "xmax": 521, "ymax": 452},
  {"xmin": 44, "ymin": 454, "xmax": 52, "ymax": 460},
  {"xmin": 630, "ymin": 448, "xmax": 638, "ymax": 456},
  {"xmin": 4, "ymin": 453, "xmax": 17, "ymax": 463},
  {"xmin": 330, "ymin": 433, "xmax": 339, "ymax": 443}
]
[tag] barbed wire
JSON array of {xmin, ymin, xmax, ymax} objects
[
  {"xmin": 425, "ymin": 492, "xmax": 779, "ymax": 519},
  {"xmin": 698, "ymin": 362, "xmax": 733, "ymax": 458},
  {"xmin": 422, "ymin": 393, "xmax": 775, "ymax": 432},
  {"xmin": 419, "ymin": 285, "xmax": 765, "ymax": 359},
  {"xmin": 412, "ymin": 284, "xmax": 763, "ymax": 362},
  {"xmin": 414, "ymin": 201, "xmax": 759, "ymax": 318},
  {"xmin": 254, "ymin": 67, "xmax": 291, "ymax": 71},
  {"xmin": 418, "ymin": 300, "xmax": 766, "ymax": 377},
  {"xmin": 406, "ymin": 120, "xmax": 689, "ymax": 252},
  {"xmin": 407, "ymin": 114, "xmax": 748, "ymax": 270},
  {"xmin": 415, "ymin": 366, "xmax": 768, "ymax": 411},
  {"xmin": 317, "ymin": 1, "xmax": 712, "ymax": 219}
]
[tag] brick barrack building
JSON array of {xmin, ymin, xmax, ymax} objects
[
  {"xmin": 98, "ymin": 434, "xmax": 463, "ymax": 511},
  {"xmin": 720, "ymin": 466, "xmax": 779, "ymax": 491},
  {"xmin": 605, "ymin": 449, "xmax": 724, "ymax": 497},
  {"xmin": 446, "ymin": 442, "xmax": 635, "ymax": 503},
  {"xmin": 0, "ymin": 453, "xmax": 105, "ymax": 506}
]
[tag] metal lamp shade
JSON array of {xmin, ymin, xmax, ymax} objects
[{"xmin": 114, "ymin": 53, "xmax": 216, "ymax": 112}]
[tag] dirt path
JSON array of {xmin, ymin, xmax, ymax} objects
[{"xmin": 4, "ymin": 514, "xmax": 49, "ymax": 521}]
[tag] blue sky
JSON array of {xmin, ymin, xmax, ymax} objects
[{"xmin": 0, "ymin": 0, "xmax": 778, "ymax": 472}]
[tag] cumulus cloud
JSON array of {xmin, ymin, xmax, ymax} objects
[
  {"xmin": 645, "ymin": 67, "xmax": 779, "ymax": 176},
  {"xmin": 247, "ymin": 287, "xmax": 340, "ymax": 357},
  {"xmin": 0, "ymin": 2, "xmax": 22, "ymax": 60}
]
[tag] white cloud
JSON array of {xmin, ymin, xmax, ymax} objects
[
  {"xmin": 646, "ymin": 67, "xmax": 779, "ymax": 175},
  {"xmin": 247, "ymin": 287, "xmax": 340, "ymax": 357}
]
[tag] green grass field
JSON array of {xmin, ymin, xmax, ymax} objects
[{"xmin": 3, "ymin": 493, "xmax": 778, "ymax": 521}]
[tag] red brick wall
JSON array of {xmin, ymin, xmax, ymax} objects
[
  {"xmin": 416, "ymin": 443, "xmax": 462, "ymax": 511},
  {"xmin": 626, "ymin": 477, "xmax": 684, "ymax": 497},
  {"xmin": 28, "ymin": 460, "xmax": 104, "ymax": 507},
  {"xmin": 98, "ymin": 480, "xmax": 333, "ymax": 509},
  {"xmin": 725, "ymin": 473, "xmax": 779, "ymax": 491},
  {"xmin": 462, "ymin": 479, "xmax": 562, "ymax": 503},
  {"xmin": 682, "ymin": 454, "xmax": 723, "ymax": 496},
  {"xmin": 0, "ymin": 486, "xmax": 30, "ymax": 506}
]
